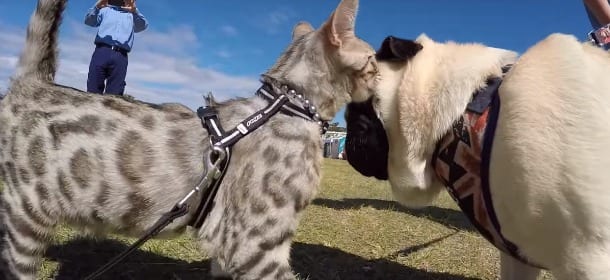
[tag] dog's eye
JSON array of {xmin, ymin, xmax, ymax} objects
[{"xmin": 372, "ymin": 96, "xmax": 380, "ymax": 106}]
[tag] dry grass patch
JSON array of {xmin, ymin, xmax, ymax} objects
[{"xmin": 1, "ymin": 159, "xmax": 552, "ymax": 279}]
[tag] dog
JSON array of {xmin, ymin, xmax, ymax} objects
[{"xmin": 345, "ymin": 33, "xmax": 610, "ymax": 280}]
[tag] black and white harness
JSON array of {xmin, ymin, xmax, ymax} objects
[
  {"xmin": 85, "ymin": 82, "xmax": 328, "ymax": 279},
  {"xmin": 188, "ymin": 83, "xmax": 329, "ymax": 227}
]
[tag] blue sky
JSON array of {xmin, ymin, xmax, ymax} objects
[{"xmin": 0, "ymin": 1, "xmax": 594, "ymax": 126}]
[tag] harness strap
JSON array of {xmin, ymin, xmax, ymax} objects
[
  {"xmin": 86, "ymin": 82, "xmax": 326, "ymax": 279},
  {"xmin": 257, "ymin": 85, "xmax": 313, "ymax": 121},
  {"xmin": 256, "ymin": 84, "xmax": 330, "ymax": 134},
  {"xmin": 187, "ymin": 87, "xmax": 294, "ymax": 227},
  {"xmin": 187, "ymin": 106, "xmax": 232, "ymax": 228},
  {"xmin": 212, "ymin": 94, "xmax": 289, "ymax": 149},
  {"xmin": 431, "ymin": 64, "xmax": 542, "ymax": 268},
  {"xmin": 199, "ymin": 106, "xmax": 226, "ymax": 139}
]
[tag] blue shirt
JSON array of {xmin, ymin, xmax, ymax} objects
[{"xmin": 84, "ymin": 5, "xmax": 148, "ymax": 52}]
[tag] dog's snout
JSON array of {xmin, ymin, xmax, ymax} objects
[{"xmin": 345, "ymin": 99, "xmax": 389, "ymax": 180}]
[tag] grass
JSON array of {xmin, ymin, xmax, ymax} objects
[{"xmin": 1, "ymin": 159, "xmax": 553, "ymax": 279}]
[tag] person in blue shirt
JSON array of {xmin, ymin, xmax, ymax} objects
[
  {"xmin": 584, "ymin": 0, "xmax": 610, "ymax": 49},
  {"xmin": 84, "ymin": 0, "xmax": 148, "ymax": 95}
]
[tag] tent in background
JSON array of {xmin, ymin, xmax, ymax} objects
[{"xmin": 322, "ymin": 132, "xmax": 346, "ymax": 159}]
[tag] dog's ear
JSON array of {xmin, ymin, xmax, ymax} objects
[{"xmin": 376, "ymin": 36, "xmax": 422, "ymax": 62}]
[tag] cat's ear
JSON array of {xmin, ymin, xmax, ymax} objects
[
  {"xmin": 292, "ymin": 21, "xmax": 314, "ymax": 41},
  {"xmin": 204, "ymin": 92, "xmax": 218, "ymax": 107},
  {"xmin": 323, "ymin": 0, "xmax": 358, "ymax": 47},
  {"xmin": 376, "ymin": 36, "xmax": 422, "ymax": 62}
]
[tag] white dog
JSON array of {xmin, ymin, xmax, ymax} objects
[{"xmin": 344, "ymin": 33, "xmax": 610, "ymax": 280}]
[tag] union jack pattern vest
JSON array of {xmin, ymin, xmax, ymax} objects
[{"xmin": 431, "ymin": 70, "xmax": 540, "ymax": 267}]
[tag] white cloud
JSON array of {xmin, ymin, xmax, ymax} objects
[
  {"xmin": 215, "ymin": 50, "xmax": 232, "ymax": 59},
  {"xmin": 0, "ymin": 56, "xmax": 18, "ymax": 70},
  {"xmin": 135, "ymin": 24, "xmax": 201, "ymax": 53},
  {"xmin": 269, "ymin": 11, "xmax": 293, "ymax": 25},
  {"xmin": 0, "ymin": 20, "xmax": 260, "ymax": 109},
  {"xmin": 254, "ymin": 8, "xmax": 298, "ymax": 34},
  {"xmin": 220, "ymin": 25, "xmax": 238, "ymax": 37}
]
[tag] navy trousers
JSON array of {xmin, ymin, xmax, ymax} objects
[{"xmin": 87, "ymin": 45, "xmax": 129, "ymax": 95}]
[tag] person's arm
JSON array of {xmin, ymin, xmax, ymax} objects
[
  {"xmin": 84, "ymin": 0, "xmax": 107, "ymax": 27},
  {"xmin": 84, "ymin": 7, "xmax": 102, "ymax": 27},
  {"xmin": 132, "ymin": 9, "xmax": 149, "ymax": 33},
  {"xmin": 122, "ymin": 0, "xmax": 148, "ymax": 32},
  {"xmin": 584, "ymin": 0, "xmax": 610, "ymax": 26}
]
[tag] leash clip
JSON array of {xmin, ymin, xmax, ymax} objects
[
  {"xmin": 207, "ymin": 146, "xmax": 227, "ymax": 179},
  {"xmin": 177, "ymin": 146, "xmax": 227, "ymax": 207}
]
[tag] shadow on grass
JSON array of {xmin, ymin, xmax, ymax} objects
[
  {"xmin": 292, "ymin": 242, "xmax": 480, "ymax": 280},
  {"xmin": 45, "ymin": 238, "xmax": 209, "ymax": 280},
  {"xmin": 312, "ymin": 198, "xmax": 474, "ymax": 231},
  {"xmin": 45, "ymin": 239, "xmax": 480, "ymax": 280}
]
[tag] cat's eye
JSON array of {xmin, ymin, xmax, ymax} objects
[
  {"xmin": 358, "ymin": 55, "xmax": 375, "ymax": 72},
  {"xmin": 358, "ymin": 55, "xmax": 378, "ymax": 79}
]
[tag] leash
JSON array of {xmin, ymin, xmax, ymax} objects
[
  {"xmin": 85, "ymin": 82, "xmax": 326, "ymax": 279},
  {"xmin": 84, "ymin": 146, "xmax": 227, "ymax": 280},
  {"xmin": 83, "ymin": 204, "xmax": 189, "ymax": 280}
]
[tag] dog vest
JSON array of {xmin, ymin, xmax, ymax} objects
[{"xmin": 431, "ymin": 70, "xmax": 540, "ymax": 267}]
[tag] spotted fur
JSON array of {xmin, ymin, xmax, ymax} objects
[{"xmin": 0, "ymin": 0, "xmax": 378, "ymax": 279}]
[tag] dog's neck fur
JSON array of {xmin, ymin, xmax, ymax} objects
[
  {"xmin": 378, "ymin": 34, "xmax": 517, "ymax": 207},
  {"xmin": 398, "ymin": 35, "xmax": 517, "ymax": 143},
  {"xmin": 398, "ymin": 34, "xmax": 517, "ymax": 154}
]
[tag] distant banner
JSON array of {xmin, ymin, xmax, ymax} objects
[{"xmin": 338, "ymin": 137, "xmax": 346, "ymax": 153}]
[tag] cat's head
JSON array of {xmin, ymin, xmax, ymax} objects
[{"xmin": 264, "ymin": 0, "xmax": 378, "ymax": 121}]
